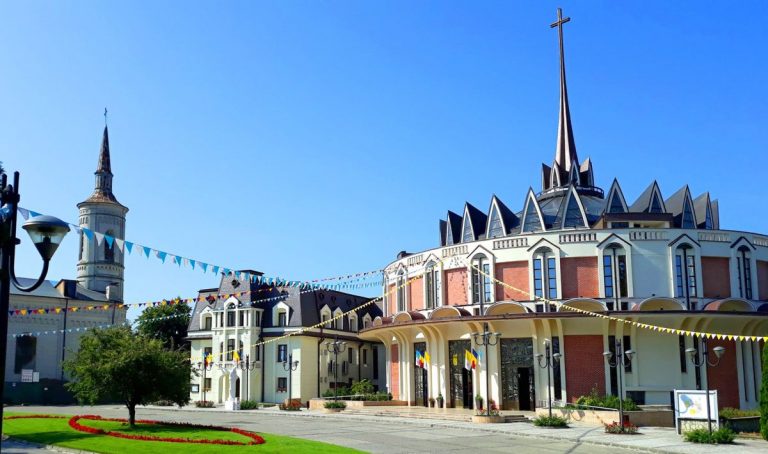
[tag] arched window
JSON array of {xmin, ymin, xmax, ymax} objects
[
  {"xmin": 227, "ymin": 303, "xmax": 236, "ymax": 327},
  {"xmin": 487, "ymin": 204, "xmax": 504, "ymax": 239},
  {"xmin": 603, "ymin": 244, "xmax": 628, "ymax": 309},
  {"xmin": 104, "ymin": 230, "xmax": 115, "ymax": 262},
  {"xmin": 533, "ymin": 247, "xmax": 557, "ymax": 301},
  {"xmin": 277, "ymin": 309, "xmax": 287, "ymax": 327},
  {"xmin": 737, "ymin": 246, "xmax": 753, "ymax": 300},
  {"xmin": 79, "ymin": 232, "xmax": 84, "ymax": 261},
  {"xmin": 349, "ymin": 315, "xmax": 358, "ymax": 332},
  {"xmin": 425, "ymin": 261, "xmax": 441, "ymax": 309},
  {"xmin": 334, "ymin": 309, "xmax": 343, "ymax": 330},
  {"xmin": 674, "ymin": 244, "xmax": 697, "ymax": 308},
  {"xmin": 471, "ymin": 254, "xmax": 492, "ymax": 306},
  {"xmin": 396, "ymin": 270, "xmax": 406, "ymax": 312}
]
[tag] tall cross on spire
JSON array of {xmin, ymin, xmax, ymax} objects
[
  {"xmin": 104, "ymin": 107, "xmax": 108, "ymax": 127},
  {"xmin": 550, "ymin": 7, "xmax": 579, "ymax": 182}
]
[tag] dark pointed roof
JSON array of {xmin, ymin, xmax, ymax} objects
[
  {"xmin": 665, "ymin": 185, "xmax": 696, "ymax": 228},
  {"xmin": 629, "ymin": 181, "xmax": 666, "ymax": 213},
  {"xmin": 604, "ymin": 179, "xmax": 628, "ymax": 214},
  {"xmin": 444, "ymin": 211, "xmax": 462, "ymax": 245},
  {"xmin": 461, "ymin": 203, "xmax": 488, "ymax": 242},
  {"xmin": 693, "ymin": 192, "xmax": 713, "ymax": 230},
  {"xmin": 97, "ymin": 126, "xmax": 112, "ymax": 174},
  {"xmin": 488, "ymin": 195, "xmax": 519, "ymax": 234}
]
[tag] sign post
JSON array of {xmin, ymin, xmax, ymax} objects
[{"xmin": 673, "ymin": 389, "xmax": 718, "ymax": 434}]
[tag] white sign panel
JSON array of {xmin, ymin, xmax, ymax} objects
[
  {"xmin": 32, "ymin": 372, "xmax": 40, "ymax": 383},
  {"xmin": 21, "ymin": 369, "xmax": 34, "ymax": 383},
  {"xmin": 674, "ymin": 389, "xmax": 718, "ymax": 431}
]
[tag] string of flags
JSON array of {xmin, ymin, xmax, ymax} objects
[
  {"xmin": 7, "ymin": 311, "xmax": 189, "ymax": 338},
  {"xmin": 9, "ymin": 279, "xmax": 384, "ymax": 317},
  {"xmin": 466, "ymin": 259, "xmax": 768, "ymax": 343},
  {"xmin": 18, "ymin": 207, "xmax": 384, "ymax": 290}
]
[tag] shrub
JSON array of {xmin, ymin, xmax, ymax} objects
[
  {"xmin": 279, "ymin": 400, "xmax": 303, "ymax": 411},
  {"xmin": 324, "ymin": 401, "xmax": 347, "ymax": 410},
  {"xmin": 321, "ymin": 389, "xmax": 334, "ymax": 398},
  {"xmin": 684, "ymin": 428, "xmax": 736, "ymax": 444},
  {"xmin": 195, "ymin": 400, "xmax": 214, "ymax": 408},
  {"xmin": 719, "ymin": 407, "xmax": 760, "ymax": 419},
  {"xmin": 604, "ymin": 421, "xmax": 638, "ymax": 434},
  {"xmin": 762, "ymin": 344, "xmax": 768, "ymax": 441},
  {"xmin": 532, "ymin": 415, "xmax": 568, "ymax": 427},
  {"xmin": 239, "ymin": 400, "xmax": 259, "ymax": 410},
  {"xmin": 574, "ymin": 386, "xmax": 640, "ymax": 411},
  {"xmin": 351, "ymin": 379, "xmax": 375, "ymax": 396}
]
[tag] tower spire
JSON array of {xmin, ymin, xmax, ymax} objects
[{"xmin": 550, "ymin": 8, "xmax": 578, "ymax": 179}]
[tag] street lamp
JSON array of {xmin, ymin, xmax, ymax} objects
[
  {"xmin": 686, "ymin": 339, "xmax": 725, "ymax": 436},
  {"xmin": 1, "ymin": 171, "xmax": 70, "ymax": 434},
  {"xmin": 603, "ymin": 338, "xmax": 636, "ymax": 431},
  {"xmin": 324, "ymin": 338, "xmax": 347, "ymax": 399},
  {"xmin": 282, "ymin": 353, "xmax": 299, "ymax": 403},
  {"xmin": 535, "ymin": 339, "xmax": 562, "ymax": 418},
  {"xmin": 472, "ymin": 323, "xmax": 501, "ymax": 416},
  {"xmin": 237, "ymin": 354, "xmax": 257, "ymax": 400}
]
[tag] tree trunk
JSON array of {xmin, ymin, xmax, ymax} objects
[{"xmin": 128, "ymin": 403, "xmax": 136, "ymax": 427}]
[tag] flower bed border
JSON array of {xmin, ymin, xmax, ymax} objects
[
  {"xmin": 68, "ymin": 415, "xmax": 265, "ymax": 445},
  {"xmin": 4, "ymin": 415, "xmax": 67, "ymax": 420}
]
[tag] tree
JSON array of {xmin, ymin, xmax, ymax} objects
[
  {"xmin": 64, "ymin": 326, "xmax": 193, "ymax": 426},
  {"xmin": 136, "ymin": 301, "xmax": 191, "ymax": 350},
  {"xmin": 761, "ymin": 344, "xmax": 768, "ymax": 440}
]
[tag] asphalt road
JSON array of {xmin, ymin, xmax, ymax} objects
[{"xmin": 5, "ymin": 405, "xmax": 629, "ymax": 454}]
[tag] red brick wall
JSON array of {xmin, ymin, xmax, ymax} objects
[
  {"xmin": 757, "ymin": 260, "xmax": 768, "ymax": 301},
  {"xmin": 701, "ymin": 257, "xmax": 731, "ymax": 299},
  {"xmin": 564, "ymin": 335, "xmax": 605, "ymax": 401},
  {"xmin": 706, "ymin": 339, "xmax": 739, "ymax": 409},
  {"xmin": 445, "ymin": 269, "xmax": 468, "ymax": 306},
  {"xmin": 390, "ymin": 344, "xmax": 400, "ymax": 400},
  {"xmin": 408, "ymin": 277, "xmax": 424, "ymax": 311},
  {"xmin": 561, "ymin": 257, "xmax": 599, "ymax": 299},
  {"xmin": 387, "ymin": 285, "xmax": 397, "ymax": 315},
  {"xmin": 495, "ymin": 261, "xmax": 530, "ymax": 301}
]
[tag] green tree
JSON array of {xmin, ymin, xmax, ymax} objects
[
  {"xmin": 135, "ymin": 301, "xmax": 191, "ymax": 350},
  {"xmin": 761, "ymin": 344, "xmax": 768, "ymax": 440},
  {"xmin": 64, "ymin": 326, "xmax": 193, "ymax": 426}
]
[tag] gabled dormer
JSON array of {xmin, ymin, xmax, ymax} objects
[
  {"xmin": 444, "ymin": 211, "xmax": 463, "ymax": 246},
  {"xmin": 555, "ymin": 185, "xmax": 589, "ymax": 229},
  {"xmin": 604, "ymin": 179, "xmax": 628, "ymax": 214},
  {"xmin": 665, "ymin": 185, "xmax": 697, "ymax": 229},
  {"xmin": 486, "ymin": 195, "xmax": 519, "ymax": 239},
  {"xmin": 693, "ymin": 192, "xmax": 714, "ymax": 230},
  {"xmin": 460, "ymin": 203, "xmax": 487, "ymax": 243},
  {"xmin": 630, "ymin": 181, "xmax": 666, "ymax": 214},
  {"xmin": 521, "ymin": 188, "xmax": 545, "ymax": 233}
]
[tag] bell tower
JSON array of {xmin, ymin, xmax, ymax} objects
[{"xmin": 76, "ymin": 117, "xmax": 128, "ymax": 302}]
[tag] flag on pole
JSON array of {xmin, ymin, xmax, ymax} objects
[
  {"xmin": 472, "ymin": 348, "xmax": 480, "ymax": 366},
  {"xmin": 233, "ymin": 351, "xmax": 240, "ymax": 362},
  {"xmin": 415, "ymin": 351, "xmax": 424, "ymax": 368},
  {"xmin": 424, "ymin": 351, "xmax": 431, "ymax": 365}
]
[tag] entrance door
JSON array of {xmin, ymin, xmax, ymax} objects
[
  {"xmin": 449, "ymin": 340, "xmax": 473, "ymax": 409},
  {"xmin": 414, "ymin": 342, "xmax": 428, "ymax": 407},
  {"xmin": 500, "ymin": 338, "xmax": 534, "ymax": 411}
]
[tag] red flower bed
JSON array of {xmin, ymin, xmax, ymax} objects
[
  {"xmin": 4, "ymin": 414, "xmax": 67, "ymax": 420},
  {"xmin": 67, "ymin": 415, "xmax": 265, "ymax": 445}
]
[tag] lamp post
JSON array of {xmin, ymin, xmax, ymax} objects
[
  {"xmin": 686, "ymin": 339, "xmax": 725, "ymax": 436},
  {"xmin": 239, "ymin": 354, "xmax": 257, "ymax": 400},
  {"xmin": 282, "ymin": 353, "xmax": 299, "ymax": 403},
  {"xmin": 472, "ymin": 323, "xmax": 501, "ymax": 416},
  {"xmin": 603, "ymin": 338, "xmax": 636, "ymax": 431},
  {"xmin": 324, "ymin": 338, "xmax": 347, "ymax": 399},
  {"xmin": 1, "ymin": 171, "xmax": 70, "ymax": 434},
  {"xmin": 535, "ymin": 338, "xmax": 562, "ymax": 418}
]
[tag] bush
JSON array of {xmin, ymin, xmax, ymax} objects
[
  {"xmin": 604, "ymin": 421, "xmax": 638, "ymax": 434},
  {"xmin": 324, "ymin": 401, "xmax": 347, "ymax": 410},
  {"xmin": 239, "ymin": 400, "xmax": 259, "ymax": 410},
  {"xmin": 574, "ymin": 386, "xmax": 639, "ymax": 411},
  {"xmin": 351, "ymin": 379, "xmax": 375, "ymax": 396},
  {"xmin": 719, "ymin": 407, "xmax": 760, "ymax": 419},
  {"xmin": 532, "ymin": 415, "xmax": 568, "ymax": 427},
  {"xmin": 684, "ymin": 428, "xmax": 736, "ymax": 444},
  {"xmin": 195, "ymin": 400, "xmax": 214, "ymax": 408},
  {"xmin": 321, "ymin": 389, "xmax": 334, "ymax": 398},
  {"xmin": 279, "ymin": 400, "xmax": 303, "ymax": 411}
]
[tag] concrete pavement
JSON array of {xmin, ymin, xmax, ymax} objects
[{"xmin": 6, "ymin": 404, "xmax": 768, "ymax": 454}]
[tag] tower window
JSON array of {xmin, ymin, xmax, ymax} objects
[
  {"xmin": 737, "ymin": 246, "xmax": 753, "ymax": 299},
  {"xmin": 533, "ymin": 248, "xmax": 557, "ymax": 301},
  {"xmin": 104, "ymin": 230, "xmax": 115, "ymax": 262},
  {"xmin": 396, "ymin": 270, "xmax": 406, "ymax": 312},
  {"xmin": 425, "ymin": 261, "xmax": 441, "ymax": 309},
  {"xmin": 471, "ymin": 254, "xmax": 492, "ymax": 306},
  {"xmin": 674, "ymin": 244, "xmax": 697, "ymax": 308}
]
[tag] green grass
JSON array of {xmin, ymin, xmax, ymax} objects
[{"xmin": 4, "ymin": 412, "xmax": 362, "ymax": 454}]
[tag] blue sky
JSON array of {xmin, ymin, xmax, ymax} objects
[{"xmin": 1, "ymin": 2, "xmax": 766, "ymax": 321}]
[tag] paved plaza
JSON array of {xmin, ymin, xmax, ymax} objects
[{"xmin": 3, "ymin": 405, "xmax": 767, "ymax": 454}]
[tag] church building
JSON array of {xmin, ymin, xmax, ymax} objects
[
  {"xmin": 5, "ymin": 124, "xmax": 128, "ymax": 404},
  {"xmin": 359, "ymin": 11, "xmax": 767, "ymax": 413}
]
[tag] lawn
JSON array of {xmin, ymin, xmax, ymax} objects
[{"xmin": 4, "ymin": 412, "xmax": 363, "ymax": 453}]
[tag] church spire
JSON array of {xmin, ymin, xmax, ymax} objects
[
  {"xmin": 97, "ymin": 124, "xmax": 112, "ymax": 175},
  {"xmin": 81, "ymin": 112, "xmax": 123, "ymax": 206},
  {"xmin": 551, "ymin": 8, "xmax": 579, "ymax": 180}
]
